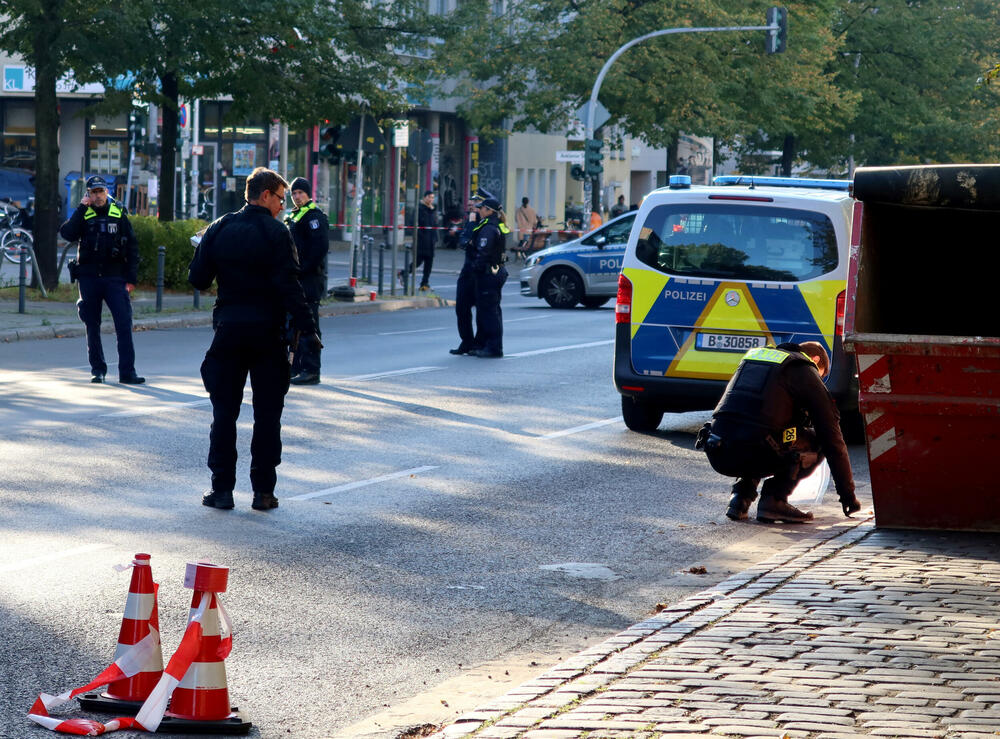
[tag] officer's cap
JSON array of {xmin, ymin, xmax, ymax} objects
[
  {"xmin": 86, "ymin": 175, "xmax": 109, "ymax": 191},
  {"xmin": 480, "ymin": 197, "xmax": 501, "ymax": 211}
]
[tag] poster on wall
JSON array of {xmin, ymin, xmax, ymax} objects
[{"xmin": 233, "ymin": 143, "xmax": 256, "ymax": 176}]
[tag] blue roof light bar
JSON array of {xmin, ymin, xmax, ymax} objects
[{"xmin": 713, "ymin": 175, "xmax": 851, "ymax": 191}]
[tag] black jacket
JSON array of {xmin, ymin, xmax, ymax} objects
[
  {"xmin": 471, "ymin": 215, "xmax": 507, "ymax": 273},
  {"xmin": 188, "ymin": 204, "xmax": 316, "ymax": 335},
  {"xmin": 417, "ymin": 202, "xmax": 437, "ymax": 252},
  {"xmin": 285, "ymin": 200, "xmax": 329, "ymax": 301},
  {"xmin": 60, "ymin": 201, "xmax": 139, "ymax": 283}
]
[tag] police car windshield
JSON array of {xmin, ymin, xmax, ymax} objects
[{"xmin": 635, "ymin": 204, "xmax": 838, "ymax": 282}]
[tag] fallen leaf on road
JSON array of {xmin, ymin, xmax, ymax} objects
[{"xmin": 688, "ymin": 566, "xmax": 708, "ymax": 575}]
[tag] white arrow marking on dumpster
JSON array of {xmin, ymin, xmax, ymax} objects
[{"xmin": 287, "ymin": 466, "xmax": 439, "ymax": 501}]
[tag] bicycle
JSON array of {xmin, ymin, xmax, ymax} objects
[{"xmin": 0, "ymin": 202, "xmax": 33, "ymax": 265}]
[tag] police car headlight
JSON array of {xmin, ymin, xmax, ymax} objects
[{"xmin": 525, "ymin": 254, "xmax": 541, "ymax": 267}]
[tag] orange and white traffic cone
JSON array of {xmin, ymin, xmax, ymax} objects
[
  {"xmin": 77, "ymin": 553, "xmax": 164, "ymax": 713},
  {"xmin": 135, "ymin": 561, "xmax": 250, "ymax": 734}
]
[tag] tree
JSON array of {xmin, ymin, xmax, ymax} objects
[
  {"xmin": 85, "ymin": 0, "xmax": 436, "ymax": 221},
  {"xmin": 0, "ymin": 0, "xmax": 122, "ymax": 289}
]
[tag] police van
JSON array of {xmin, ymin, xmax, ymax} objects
[
  {"xmin": 519, "ymin": 211, "xmax": 636, "ymax": 308},
  {"xmin": 614, "ymin": 175, "xmax": 859, "ymax": 435}
]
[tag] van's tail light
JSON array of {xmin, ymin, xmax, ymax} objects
[
  {"xmin": 835, "ymin": 290, "xmax": 846, "ymax": 337},
  {"xmin": 616, "ymin": 274, "xmax": 632, "ymax": 324}
]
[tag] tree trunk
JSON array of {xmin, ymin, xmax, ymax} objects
[
  {"xmin": 158, "ymin": 72, "xmax": 179, "ymax": 222},
  {"xmin": 781, "ymin": 134, "xmax": 796, "ymax": 177},
  {"xmin": 32, "ymin": 8, "xmax": 63, "ymax": 289}
]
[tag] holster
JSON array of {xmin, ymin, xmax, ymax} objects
[{"xmin": 68, "ymin": 259, "xmax": 80, "ymax": 283}]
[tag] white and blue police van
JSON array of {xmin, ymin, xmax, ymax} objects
[{"xmin": 519, "ymin": 211, "xmax": 636, "ymax": 309}]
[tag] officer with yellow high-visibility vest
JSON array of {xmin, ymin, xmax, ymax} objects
[
  {"xmin": 469, "ymin": 197, "xmax": 509, "ymax": 358},
  {"xmin": 285, "ymin": 177, "xmax": 329, "ymax": 384},
  {"xmin": 697, "ymin": 341, "xmax": 860, "ymax": 523},
  {"xmin": 59, "ymin": 175, "xmax": 144, "ymax": 385}
]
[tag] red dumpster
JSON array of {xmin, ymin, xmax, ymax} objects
[{"xmin": 845, "ymin": 164, "xmax": 1000, "ymax": 531}]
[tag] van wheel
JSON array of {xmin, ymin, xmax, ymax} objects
[
  {"xmin": 542, "ymin": 268, "xmax": 582, "ymax": 309},
  {"xmin": 581, "ymin": 296, "xmax": 611, "ymax": 309},
  {"xmin": 621, "ymin": 395, "xmax": 664, "ymax": 432}
]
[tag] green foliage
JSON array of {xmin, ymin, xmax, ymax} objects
[{"xmin": 130, "ymin": 216, "xmax": 207, "ymax": 289}]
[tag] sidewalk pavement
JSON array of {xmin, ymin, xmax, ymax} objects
[
  {"xmin": 0, "ymin": 240, "xmax": 464, "ymax": 343},
  {"xmin": 428, "ymin": 519, "xmax": 1000, "ymax": 739}
]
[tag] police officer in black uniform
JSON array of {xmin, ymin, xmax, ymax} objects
[
  {"xmin": 285, "ymin": 177, "xmax": 329, "ymax": 385},
  {"xmin": 189, "ymin": 167, "xmax": 320, "ymax": 512},
  {"xmin": 469, "ymin": 197, "xmax": 509, "ymax": 358},
  {"xmin": 698, "ymin": 341, "xmax": 861, "ymax": 523},
  {"xmin": 449, "ymin": 191, "xmax": 486, "ymax": 355},
  {"xmin": 60, "ymin": 175, "xmax": 144, "ymax": 384}
]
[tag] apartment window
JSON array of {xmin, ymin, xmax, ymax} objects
[
  {"xmin": 88, "ymin": 113, "xmax": 128, "ymax": 175},
  {"xmin": 548, "ymin": 169, "xmax": 556, "ymax": 219}
]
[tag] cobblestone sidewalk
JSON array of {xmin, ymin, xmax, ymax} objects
[{"xmin": 431, "ymin": 521, "xmax": 1000, "ymax": 739}]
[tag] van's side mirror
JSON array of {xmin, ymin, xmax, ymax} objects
[{"xmin": 595, "ymin": 235, "xmax": 607, "ymax": 248}]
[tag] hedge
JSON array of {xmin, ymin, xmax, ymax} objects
[{"xmin": 130, "ymin": 216, "xmax": 208, "ymax": 289}]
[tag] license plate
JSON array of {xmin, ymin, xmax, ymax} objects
[{"xmin": 696, "ymin": 333, "xmax": 767, "ymax": 352}]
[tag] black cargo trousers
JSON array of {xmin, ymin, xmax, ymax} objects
[
  {"xmin": 704, "ymin": 425, "xmax": 823, "ymax": 502},
  {"xmin": 200, "ymin": 322, "xmax": 290, "ymax": 496}
]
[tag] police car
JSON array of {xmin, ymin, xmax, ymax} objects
[
  {"xmin": 520, "ymin": 211, "xmax": 636, "ymax": 308},
  {"xmin": 614, "ymin": 175, "xmax": 860, "ymax": 435}
]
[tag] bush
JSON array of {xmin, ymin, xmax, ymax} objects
[{"xmin": 131, "ymin": 216, "xmax": 208, "ymax": 289}]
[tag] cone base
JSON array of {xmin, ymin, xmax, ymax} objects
[
  {"xmin": 156, "ymin": 707, "xmax": 251, "ymax": 735},
  {"xmin": 77, "ymin": 691, "xmax": 146, "ymax": 715}
]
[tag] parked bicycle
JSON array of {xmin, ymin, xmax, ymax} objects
[{"xmin": 0, "ymin": 200, "xmax": 33, "ymax": 265}]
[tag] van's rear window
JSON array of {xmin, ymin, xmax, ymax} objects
[{"xmin": 635, "ymin": 204, "xmax": 838, "ymax": 281}]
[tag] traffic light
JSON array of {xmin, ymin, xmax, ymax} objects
[
  {"xmin": 584, "ymin": 138, "xmax": 603, "ymax": 176},
  {"xmin": 319, "ymin": 124, "xmax": 341, "ymax": 164},
  {"xmin": 128, "ymin": 109, "xmax": 147, "ymax": 145},
  {"xmin": 766, "ymin": 6, "xmax": 787, "ymax": 54},
  {"xmin": 570, "ymin": 164, "xmax": 585, "ymax": 182}
]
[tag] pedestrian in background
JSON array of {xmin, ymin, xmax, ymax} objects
[
  {"xmin": 515, "ymin": 196, "xmax": 538, "ymax": 250},
  {"xmin": 697, "ymin": 341, "xmax": 861, "ymax": 523},
  {"xmin": 469, "ymin": 197, "xmax": 509, "ymax": 358},
  {"xmin": 59, "ymin": 175, "xmax": 144, "ymax": 385},
  {"xmin": 450, "ymin": 191, "xmax": 485, "ymax": 355},
  {"xmin": 189, "ymin": 167, "xmax": 320, "ymax": 512},
  {"xmin": 610, "ymin": 194, "xmax": 627, "ymax": 218},
  {"xmin": 285, "ymin": 176, "xmax": 329, "ymax": 386}
]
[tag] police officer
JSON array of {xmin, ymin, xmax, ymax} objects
[
  {"xmin": 284, "ymin": 177, "xmax": 329, "ymax": 385},
  {"xmin": 698, "ymin": 341, "xmax": 861, "ymax": 523},
  {"xmin": 189, "ymin": 167, "xmax": 320, "ymax": 512},
  {"xmin": 60, "ymin": 175, "xmax": 144, "ymax": 384},
  {"xmin": 449, "ymin": 191, "xmax": 485, "ymax": 355},
  {"xmin": 469, "ymin": 197, "xmax": 509, "ymax": 358}
]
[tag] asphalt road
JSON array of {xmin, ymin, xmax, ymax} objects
[{"xmin": 0, "ymin": 283, "xmax": 871, "ymax": 738}]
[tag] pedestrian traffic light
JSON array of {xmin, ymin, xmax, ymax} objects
[
  {"xmin": 584, "ymin": 138, "xmax": 603, "ymax": 176},
  {"xmin": 766, "ymin": 6, "xmax": 787, "ymax": 54},
  {"xmin": 319, "ymin": 124, "xmax": 341, "ymax": 165}
]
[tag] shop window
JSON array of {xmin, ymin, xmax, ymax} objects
[
  {"xmin": 3, "ymin": 102, "xmax": 36, "ymax": 170},
  {"xmin": 87, "ymin": 113, "xmax": 128, "ymax": 175}
]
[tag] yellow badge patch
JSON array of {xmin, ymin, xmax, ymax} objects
[{"xmin": 783, "ymin": 427, "xmax": 797, "ymax": 444}]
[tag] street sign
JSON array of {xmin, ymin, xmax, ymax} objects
[
  {"xmin": 556, "ymin": 150, "xmax": 584, "ymax": 164},
  {"xmin": 575, "ymin": 101, "xmax": 611, "ymax": 132},
  {"xmin": 192, "ymin": 144, "xmax": 204, "ymax": 156},
  {"xmin": 393, "ymin": 121, "xmax": 408, "ymax": 148}
]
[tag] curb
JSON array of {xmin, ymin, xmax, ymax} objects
[
  {"xmin": 0, "ymin": 296, "xmax": 452, "ymax": 344},
  {"xmin": 429, "ymin": 518, "xmax": 875, "ymax": 738}
]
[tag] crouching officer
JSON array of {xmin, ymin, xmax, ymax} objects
[
  {"xmin": 189, "ymin": 167, "xmax": 320, "ymax": 512},
  {"xmin": 697, "ymin": 341, "xmax": 861, "ymax": 523},
  {"xmin": 284, "ymin": 177, "xmax": 329, "ymax": 385},
  {"xmin": 469, "ymin": 197, "xmax": 509, "ymax": 358},
  {"xmin": 59, "ymin": 175, "xmax": 144, "ymax": 384}
]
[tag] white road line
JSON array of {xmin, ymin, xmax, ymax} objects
[
  {"xmin": 504, "ymin": 316, "xmax": 549, "ymax": 323},
  {"xmin": 506, "ymin": 340, "xmax": 613, "ymax": 358},
  {"xmin": 0, "ymin": 542, "xmax": 113, "ymax": 573},
  {"xmin": 287, "ymin": 465, "xmax": 439, "ymax": 501},
  {"xmin": 339, "ymin": 366, "xmax": 441, "ymax": 381},
  {"xmin": 541, "ymin": 416, "xmax": 623, "ymax": 439},
  {"xmin": 100, "ymin": 398, "xmax": 212, "ymax": 418},
  {"xmin": 378, "ymin": 327, "xmax": 448, "ymax": 336}
]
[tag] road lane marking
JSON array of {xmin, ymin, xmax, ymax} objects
[
  {"xmin": 541, "ymin": 416, "xmax": 623, "ymax": 439},
  {"xmin": 287, "ymin": 465, "xmax": 439, "ymax": 501},
  {"xmin": 378, "ymin": 327, "xmax": 448, "ymax": 336},
  {"xmin": 339, "ymin": 366, "xmax": 441, "ymax": 381},
  {"xmin": 0, "ymin": 542, "xmax": 113, "ymax": 573},
  {"xmin": 504, "ymin": 316, "xmax": 549, "ymax": 323},
  {"xmin": 506, "ymin": 340, "xmax": 613, "ymax": 358},
  {"xmin": 100, "ymin": 398, "xmax": 212, "ymax": 418}
]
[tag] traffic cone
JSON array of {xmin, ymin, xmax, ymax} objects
[
  {"xmin": 77, "ymin": 553, "xmax": 164, "ymax": 714},
  {"xmin": 135, "ymin": 561, "xmax": 251, "ymax": 734}
]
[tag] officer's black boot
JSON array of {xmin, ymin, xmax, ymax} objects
[
  {"xmin": 202, "ymin": 490, "xmax": 235, "ymax": 510},
  {"xmin": 757, "ymin": 476, "xmax": 814, "ymax": 523},
  {"xmin": 725, "ymin": 478, "xmax": 758, "ymax": 521},
  {"xmin": 251, "ymin": 492, "xmax": 279, "ymax": 511}
]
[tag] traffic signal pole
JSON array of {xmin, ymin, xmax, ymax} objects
[{"xmin": 582, "ymin": 12, "xmax": 784, "ymax": 227}]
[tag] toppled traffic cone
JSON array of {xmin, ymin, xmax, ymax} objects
[
  {"xmin": 78, "ymin": 553, "xmax": 164, "ymax": 713},
  {"xmin": 135, "ymin": 561, "xmax": 250, "ymax": 734},
  {"xmin": 28, "ymin": 553, "xmax": 162, "ymax": 734}
]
